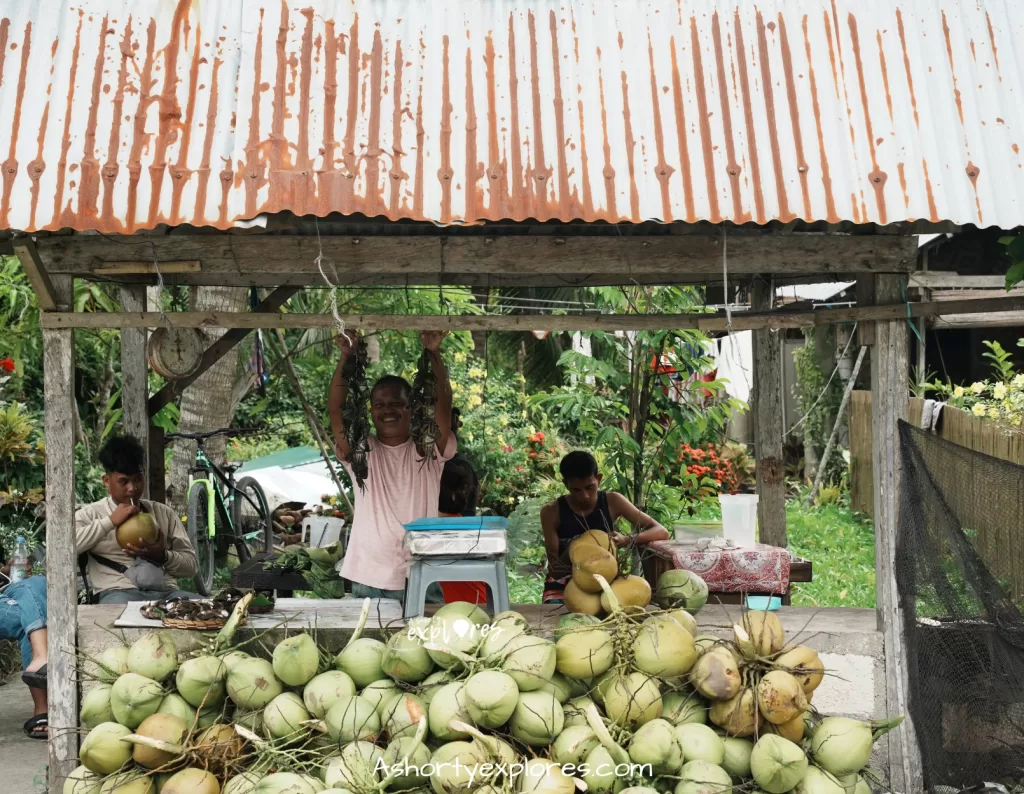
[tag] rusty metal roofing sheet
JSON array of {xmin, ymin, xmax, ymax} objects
[{"xmin": 0, "ymin": 0, "xmax": 1020, "ymax": 233}]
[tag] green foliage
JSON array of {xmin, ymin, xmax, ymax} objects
[
  {"xmin": 925, "ymin": 335, "xmax": 1024, "ymax": 427},
  {"xmin": 791, "ymin": 329, "xmax": 845, "ymax": 484},
  {"xmin": 999, "ymin": 235, "xmax": 1024, "ymax": 290}
]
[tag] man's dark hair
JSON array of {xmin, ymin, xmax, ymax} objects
[
  {"xmin": 371, "ymin": 376, "xmax": 412, "ymax": 403},
  {"xmin": 560, "ymin": 450, "xmax": 600, "ymax": 481},
  {"xmin": 98, "ymin": 435, "xmax": 146, "ymax": 475}
]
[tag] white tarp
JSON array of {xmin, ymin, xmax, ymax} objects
[
  {"xmin": 714, "ymin": 331, "xmax": 753, "ymax": 404},
  {"xmin": 241, "ymin": 466, "xmax": 335, "ymax": 512}
]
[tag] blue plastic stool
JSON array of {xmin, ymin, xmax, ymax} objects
[{"xmin": 404, "ymin": 556, "xmax": 510, "ymax": 618}]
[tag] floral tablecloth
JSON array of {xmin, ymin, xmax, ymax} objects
[{"xmin": 647, "ymin": 540, "xmax": 791, "ymax": 594}]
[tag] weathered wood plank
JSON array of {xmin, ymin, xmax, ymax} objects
[
  {"xmin": 35, "ymin": 233, "xmax": 917, "ymax": 286},
  {"xmin": 43, "ymin": 275, "xmax": 78, "ymax": 790},
  {"xmin": 752, "ymin": 278, "xmax": 787, "ymax": 547},
  {"xmin": 148, "ymin": 424, "xmax": 166, "ymax": 503},
  {"xmin": 931, "ymin": 310, "xmax": 1024, "ymax": 329},
  {"xmin": 119, "ymin": 286, "xmax": 149, "ymax": 490},
  {"xmin": 871, "ymin": 274, "xmax": 924, "ymax": 792},
  {"xmin": 96, "ymin": 260, "xmax": 201, "ymax": 276},
  {"xmin": 908, "ymin": 272, "xmax": 1007, "ymax": 289},
  {"xmin": 849, "ymin": 391, "xmax": 874, "ymax": 515},
  {"xmin": 38, "ymin": 292, "xmax": 1024, "ymax": 332},
  {"xmin": 147, "ymin": 286, "xmax": 300, "ymax": 415},
  {"xmin": 13, "ymin": 239, "xmax": 58, "ymax": 311}
]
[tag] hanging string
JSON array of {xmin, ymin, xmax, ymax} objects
[
  {"xmin": 721, "ymin": 223, "xmax": 733, "ymax": 332},
  {"xmin": 314, "ymin": 216, "xmax": 351, "ymax": 345}
]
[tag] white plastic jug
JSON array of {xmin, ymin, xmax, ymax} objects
[{"xmin": 719, "ymin": 494, "xmax": 759, "ymax": 547}]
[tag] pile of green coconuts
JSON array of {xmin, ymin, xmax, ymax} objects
[{"xmin": 67, "ymin": 566, "xmax": 902, "ymax": 794}]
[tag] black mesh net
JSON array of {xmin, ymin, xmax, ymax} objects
[{"xmin": 897, "ymin": 421, "xmax": 1024, "ymax": 789}]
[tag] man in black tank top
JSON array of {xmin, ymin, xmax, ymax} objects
[{"xmin": 540, "ymin": 451, "xmax": 669, "ymax": 603}]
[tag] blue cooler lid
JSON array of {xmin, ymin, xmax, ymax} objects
[{"xmin": 403, "ymin": 516, "xmax": 509, "ymax": 532}]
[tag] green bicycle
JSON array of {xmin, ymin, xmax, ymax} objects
[{"xmin": 166, "ymin": 427, "xmax": 274, "ymax": 596}]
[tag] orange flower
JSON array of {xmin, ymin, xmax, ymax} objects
[{"xmin": 0, "ymin": 358, "xmax": 14, "ymax": 373}]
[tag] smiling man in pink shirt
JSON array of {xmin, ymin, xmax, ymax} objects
[{"xmin": 328, "ymin": 331, "xmax": 455, "ymax": 602}]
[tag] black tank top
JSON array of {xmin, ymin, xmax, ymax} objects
[{"xmin": 551, "ymin": 492, "xmax": 614, "ymax": 578}]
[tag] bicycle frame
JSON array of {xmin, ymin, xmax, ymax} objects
[{"xmin": 189, "ymin": 448, "xmax": 236, "ymax": 539}]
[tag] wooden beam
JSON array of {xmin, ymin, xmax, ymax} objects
[
  {"xmin": 908, "ymin": 272, "xmax": 1006, "ymax": 289},
  {"xmin": 119, "ymin": 286, "xmax": 149, "ymax": 492},
  {"xmin": 871, "ymin": 275, "xmax": 924, "ymax": 791},
  {"xmin": 13, "ymin": 239, "xmax": 58, "ymax": 310},
  {"xmin": 751, "ymin": 278, "xmax": 786, "ymax": 547},
  {"xmin": 43, "ymin": 275, "xmax": 77, "ymax": 791},
  {"xmin": 95, "ymin": 260, "xmax": 201, "ymax": 276},
  {"xmin": 149, "ymin": 423, "xmax": 165, "ymax": 503},
  {"xmin": 35, "ymin": 232, "xmax": 917, "ymax": 287},
  {"xmin": 39, "ymin": 293, "xmax": 1024, "ymax": 333},
  {"xmin": 147, "ymin": 286, "xmax": 299, "ymax": 415},
  {"xmin": 856, "ymin": 274, "xmax": 876, "ymax": 346},
  {"xmin": 931, "ymin": 310, "xmax": 1024, "ymax": 329}
]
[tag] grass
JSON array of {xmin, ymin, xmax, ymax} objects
[{"xmin": 502, "ymin": 496, "xmax": 876, "ymax": 608}]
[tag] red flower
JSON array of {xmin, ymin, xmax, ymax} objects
[
  {"xmin": 0, "ymin": 358, "xmax": 14, "ymax": 373},
  {"xmin": 528, "ymin": 452, "xmax": 538, "ymax": 459},
  {"xmin": 535, "ymin": 431, "xmax": 545, "ymax": 441},
  {"xmin": 502, "ymin": 444, "xmax": 514, "ymax": 453}
]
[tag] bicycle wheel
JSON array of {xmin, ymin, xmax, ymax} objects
[
  {"xmin": 187, "ymin": 480, "xmax": 215, "ymax": 596},
  {"xmin": 232, "ymin": 476, "xmax": 274, "ymax": 560}
]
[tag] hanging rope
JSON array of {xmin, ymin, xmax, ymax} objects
[
  {"xmin": 314, "ymin": 216, "xmax": 351, "ymax": 345},
  {"xmin": 721, "ymin": 223, "xmax": 733, "ymax": 332}
]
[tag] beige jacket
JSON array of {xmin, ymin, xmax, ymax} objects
[{"xmin": 75, "ymin": 497, "xmax": 198, "ymax": 593}]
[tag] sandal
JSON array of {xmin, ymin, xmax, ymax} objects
[
  {"xmin": 23, "ymin": 713, "xmax": 48, "ymax": 739},
  {"xmin": 21, "ymin": 664, "xmax": 47, "ymax": 690}
]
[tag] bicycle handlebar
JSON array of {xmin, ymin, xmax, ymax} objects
[{"xmin": 164, "ymin": 427, "xmax": 246, "ymax": 444}]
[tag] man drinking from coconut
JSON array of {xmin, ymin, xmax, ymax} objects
[
  {"xmin": 541, "ymin": 451, "xmax": 669, "ymax": 604},
  {"xmin": 329, "ymin": 330, "xmax": 456, "ymax": 603},
  {"xmin": 75, "ymin": 435, "xmax": 199, "ymax": 604}
]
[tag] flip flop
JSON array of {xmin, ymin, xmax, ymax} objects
[
  {"xmin": 21, "ymin": 664, "xmax": 47, "ymax": 690},
  {"xmin": 23, "ymin": 713, "xmax": 47, "ymax": 739}
]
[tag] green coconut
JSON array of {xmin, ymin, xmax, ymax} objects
[
  {"xmin": 255, "ymin": 772, "xmax": 325, "ymax": 794},
  {"xmin": 360, "ymin": 679, "xmax": 402, "ymax": 716},
  {"xmin": 796, "ymin": 768, "xmax": 847, "ymax": 794},
  {"xmin": 674, "ymin": 723, "xmax": 725, "ymax": 765},
  {"xmin": 629, "ymin": 718, "xmax": 681, "ymax": 773},
  {"xmin": 553, "ymin": 613, "xmax": 603, "ymax": 641},
  {"xmin": 750, "ymin": 734, "xmax": 809, "ymax": 794},
  {"xmin": 176, "ymin": 656, "xmax": 227, "ymax": 708},
  {"xmin": 381, "ymin": 692, "xmax": 428, "ymax": 740},
  {"xmin": 434, "ymin": 600, "xmax": 490, "ymax": 625},
  {"xmin": 195, "ymin": 704, "xmax": 224, "ymax": 728},
  {"xmin": 603, "ymin": 673, "xmax": 663, "ymax": 728},
  {"xmin": 463, "ymin": 670, "xmax": 519, "ymax": 729},
  {"xmin": 334, "ymin": 638, "xmax": 386, "ymax": 688},
  {"xmin": 161, "ymin": 769, "xmax": 221, "ymax": 794},
  {"xmin": 809, "ymin": 716, "xmax": 903, "ymax": 777},
  {"xmin": 81, "ymin": 684, "xmax": 115, "ymax": 730},
  {"xmin": 498, "ymin": 633, "xmax": 556, "ymax": 691},
  {"xmin": 519, "ymin": 758, "xmax": 576, "ymax": 794},
  {"xmin": 555, "ymin": 625, "xmax": 615, "ymax": 679},
  {"xmin": 381, "ymin": 631, "xmax": 435, "ymax": 683},
  {"xmin": 80, "ymin": 721, "xmax": 133, "ymax": 775},
  {"xmin": 235, "ymin": 708, "xmax": 264, "ymax": 733},
  {"xmin": 667, "ymin": 609, "xmax": 698, "ymax": 636},
  {"xmin": 656, "ymin": 570, "xmax": 709, "ymax": 613},
  {"xmin": 552, "ymin": 725, "xmax": 600, "ymax": 766},
  {"xmin": 227, "ymin": 657, "xmax": 283, "ymax": 710},
  {"xmin": 427, "ymin": 682, "xmax": 473, "ymax": 741},
  {"xmin": 127, "ymin": 632, "xmax": 179, "ymax": 682},
  {"xmin": 223, "ymin": 772, "xmax": 262, "ymax": 794},
  {"xmin": 582, "ymin": 745, "xmax": 617, "ymax": 794},
  {"xmin": 263, "ymin": 691, "xmax": 311, "ymax": 741},
  {"xmin": 673, "ymin": 761, "xmax": 731, "ymax": 794},
  {"xmin": 155, "ymin": 693, "xmax": 197, "ymax": 727},
  {"xmin": 425, "ymin": 611, "xmax": 484, "ymax": 668},
  {"xmin": 303, "ymin": 670, "xmax": 357, "ymax": 719},
  {"xmin": 325, "ymin": 694, "xmax": 381, "ymax": 743},
  {"xmin": 721, "ymin": 737, "xmax": 754, "ymax": 779},
  {"xmin": 563, "ymin": 696, "xmax": 596, "ymax": 728},
  {"xmin": 536, "ymin": 672, "xmax": 574, "ymax": 704},
  {"xmin": 428, "ymin": 741, "xmax": 488, "ymax": 794},
  {"xmin": 632, "ymin": 615, "xmax": 698, "ymax": 678},
  {"xmin": 95, "ymin": 646, "xmax": 130, "ymax": 683},
  {"xmin": 480, "ymin": 617, "xmax": 528, "ymax": 660},
  {"xmin": 382, "ymin": 735, "xmax": 432, "ymax": 789},
  {"xmin": 110, "ymin": 672, "xmax": 165, "ymax": 729},
  {"xmin": 509, "ymin": 690, "xmax": 563, "ymax": 746},
  {"xmin": 221, "ymin": 651, "xmax": 251, "ymax": 672},
  {"xmin": 273, "ymin": 633, "xmax": 321, "ymax": 687},
  {"xmin": 63, "ymin": 766, "xmax": 103, "ymax": 794},
  {"xmin": 324, "ymin": 741, "xmax": 382, "ymax": 790},
  {"xmin": 98, "ymin": 770, "xmax": 154, "ymax": 794},
  {"xmin": 661, "ymin": 690, "xmax": 709, "ymax": 726},
  {"xmin": 415, "ymin": 670, "xmax": 452, "ymax": 707}
]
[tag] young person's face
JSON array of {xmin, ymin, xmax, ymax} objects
[
  {"xmin": 370, "ymin": 384, "xmax": 412, "ymax": 442},
  {"xmin": 103, "ymin": 471, "xmax": 145, "ymax": 504},
  {"xmin": 564, "ymin": 474, "xmax": 602, "ymax": 513}
]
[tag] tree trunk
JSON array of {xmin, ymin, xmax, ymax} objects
[{"xmin": 166, "ymin": 287, "xmax": 248, "ymax": 512}]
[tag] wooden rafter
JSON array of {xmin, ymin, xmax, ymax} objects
[
  {"xmin": 13, "ymin": 239, "xmax": 60, "ymax": 310},
  {"xmin": 40, "ymin": 292, "xmax": 1024, "ymax": 333},
  {"xmin": 147, "ymin": 286, "xmax": 300, "ymax": 416}
]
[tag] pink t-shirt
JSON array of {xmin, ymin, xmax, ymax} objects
[{"xmin": 339, "ymin": 434, "xmax": 457, "ymax": 590}]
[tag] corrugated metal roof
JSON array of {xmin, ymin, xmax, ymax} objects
[{"xmin": 0, "ymin": 0, "xmax": 1020, "ymax": 234}]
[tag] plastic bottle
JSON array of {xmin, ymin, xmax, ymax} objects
[{"xmin": 9, "ymin": 536, "xmax": 30, "ymax": 583}]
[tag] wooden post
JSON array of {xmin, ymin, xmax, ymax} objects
[
  {"xmin": 870, "ymin": 274, "xmax": 924, "ymax": 792},
  {"xmin": 751, "ymin": 277, "xmax": 786, "ymax": 547},
  {"xmin": 43, "ymin": 275, "xmax": 78, "ymax": 790},
  {"xmin": 149, "ymin": 423, "xmax": 166, "ymax": 503},
  {"xmin": 119, "ymin": 285, "xmax": 149, "ymax": 490}
]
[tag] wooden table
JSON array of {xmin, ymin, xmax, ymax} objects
[{"xmin": 642, "ymin": 550, "xmax": 812, "ymax": 605}]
